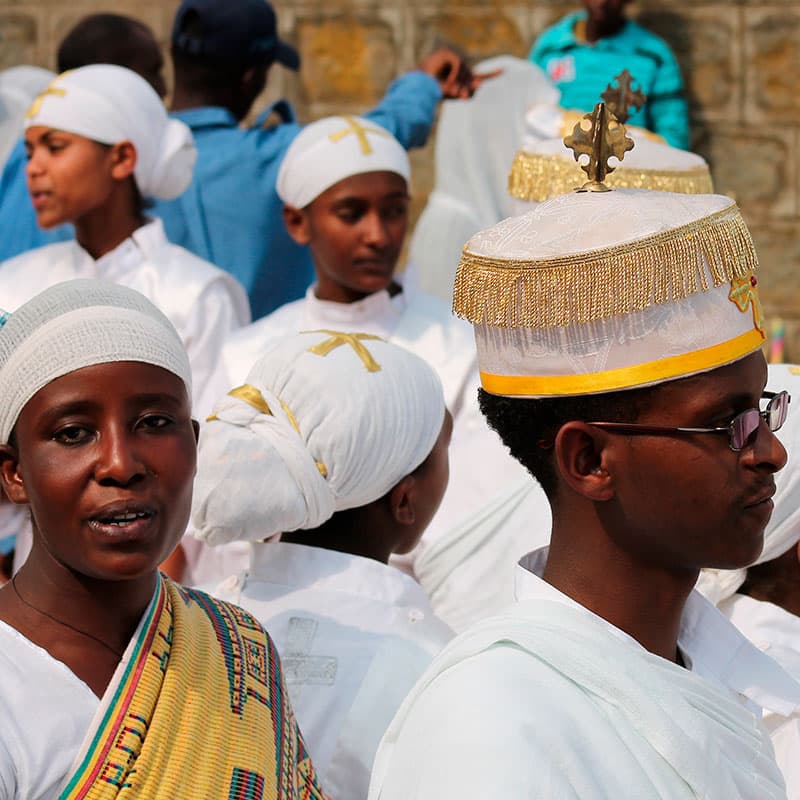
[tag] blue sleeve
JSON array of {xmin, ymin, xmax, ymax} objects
[
  {"xmin": 363, "ymin": 71, "xmax": 442, "ymax": 150},
  {"xmin": 646, "ymin": 43, "xmax": 689, "ymax": 150}
]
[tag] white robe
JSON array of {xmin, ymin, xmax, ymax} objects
[
  {"xmin": 0, "ymin": 218, "xmax": 250, "ymax": 574},
  {"xmin": 0, "ymin": 217, "xmax": 250, "ymax": 416},
  {"xmin": 369, "ymin": 547, "xmax": 800, "ymax": 800},
  {"xmin": 188, "ymin": 286, "xmax": 551, "ymax": 632},
  {"xmin": 207, "ymin": 541, "xmax": 453, "ymax": 800},
  {"xmin": 0, "ymin": 620, "xmax": 98, "ymax": 799},
  {"xmin": 720, "ymin": 593, "xmax": 800, "ymax": 798}
]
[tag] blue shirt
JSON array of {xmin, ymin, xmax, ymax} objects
[
  {"xmin": 0, "ymin": 70, "xmax": 441, "ymax": 319},
  {"xmin": 530, "ymin": 11, "xmax": 689, "ymax": 150}
]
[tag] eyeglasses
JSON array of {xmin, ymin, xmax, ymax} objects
[{"xmin": 587, "ymin": 390, "xmax": 790, "ymax": 452}]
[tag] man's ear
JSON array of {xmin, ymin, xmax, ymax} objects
[
  {"xmin": 283, "ymin": 205, "xmax": 312, "ymax": 246},
  {"xmin": 0, "ymin": 444, "xmax": 28, "ymax": 505},
  {"xmin": 388, "ymin": 474, "xmax": 417, "ymax": 526},
  {"xmin": 109, "ymin": 140, "xmax": 138, "ymax": 182},
  {"xmin": 554, "ymin": 421, "xmax": 616, "ymax": 502}
]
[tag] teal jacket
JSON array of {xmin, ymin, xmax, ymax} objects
[{"xmin": 530, "ymin": 11, "xmax": 689, "ymax": 150}]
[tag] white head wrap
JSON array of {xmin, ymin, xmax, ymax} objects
[
  {"xmin": 25, "ymin": 65, "xmax": 196, "ymax": 200},
  {"xmin": 192, "ymin": 330, "xmax": 446, "ymax": 545},
  {"xmin": 0, "ymin": 279, "xmax": 192, "ymax": 444},
  {"xmin": 0, "ymin": 66, "xmax": 54, "ymax": 168},
  {"xmin": 276, "ymin": 115, "xmax": 410, "ymax": 209},
  {"xmin": 697, "ymin": 363, "xmax": 800, "ymax": 605}
]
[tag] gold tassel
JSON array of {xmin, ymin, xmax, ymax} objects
[
  {"xmin": 507, "ymin": 151, "xmax": 714, "ymax": 202},
  {"xmin": 453, "ymin": 204, "xmax": 758, "ymax": 328}
]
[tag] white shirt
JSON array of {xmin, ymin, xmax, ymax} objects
[
  {"xmin": 369, "ymin": 546, "xmax": 800, "ymax": 800},
  {"xmin": 721, "ymin": 593, "xmax": 800, "ymax": 799},
  {"xmin": 208, "ymin": 542, "xmax": 453, "ymax": 800},
  {"xmin": 189, "ymin": 286, "xmax": 551, "ymax": 633},
  {"xmin": 0, "ymin": 217, "xmax": 250, "ymax": 418},
  {"xmin": 0, "ymin": 620, "xmax": 98, "ymax": 800}
]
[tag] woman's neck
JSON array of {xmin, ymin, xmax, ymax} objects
[{"xmin": 74, "ymin": 186, "xmax": 146, "ymax": 260}]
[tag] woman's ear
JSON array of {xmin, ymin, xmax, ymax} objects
[
  {"xmin": 554, "ymin": 421, "xmax": 616, "ymax": 502},
  {"xmin": 109, "ymin": 140, "xmax": 137, "ymax": 181},
  {"xmin": 0, "ymin": 444, "xmax": 29, "ymax": 505},
  {"xmin": 282, "ymin": 205, "xmax": 312, "ymax": 246},
  {"xmin": 388, "ymin": 474, "xmax": 417, "ymax": 527}
]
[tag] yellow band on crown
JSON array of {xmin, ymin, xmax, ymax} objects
[{"xmin": 480, "ymin": 328, "xmax": 766, "ymax": 397}]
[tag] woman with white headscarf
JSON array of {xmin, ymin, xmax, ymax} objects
[
  {"xmin": 696, "ymin": 362, "xmax": 800, "ymax": 797},
  {"xmin": 0, "ymin": 64, "xmax": 250, "ymax": 578},
  {"xmin": 193, "ymin": 330, "xmax": 454, "ymax": 800}
]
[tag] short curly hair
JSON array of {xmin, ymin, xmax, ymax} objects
[{"xmin": 478, "ymin": 385, "xmax": 658, "ymax": 500}]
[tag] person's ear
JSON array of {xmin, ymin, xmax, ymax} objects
[
  {"xmin": 0, "ymin": 444, "xmax": 29, "ymax": 505},
  {"xmin": 388, "ymin": 474, "xmax": 417, "ymax": 526},
  {"xmin": 241, "ymin": 64, "xmax": 268, "ymax": 101},
  {"xmin": 283, "ymin": 205, "xmax": 312, "ymax": 245},
  {"xmin": 109, "ymin": 140, "xmax": 137, "ymax": 182},
  {"xmin": 554, "ymin": 421, "xmax": 616, "ymax": 502}
]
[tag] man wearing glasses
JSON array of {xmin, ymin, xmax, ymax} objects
[{"xmin": 369, "ymin": 182, "xmax": 800, "ymax": 798}]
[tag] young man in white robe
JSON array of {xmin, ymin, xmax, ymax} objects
[
  {"xmin": 190, "ymin": 115, "xmax": 550, "ymax": 624},
  {"xmin": 368, "ymin": 116, "xmax": 800, "ymax": 799},
  {"xmin": 191, "ymin": 331, "xmax": 454, "ymax": 800},
  {"xmin": 697, "ymin": 362, "xmax": 800, "ymax": 797}
]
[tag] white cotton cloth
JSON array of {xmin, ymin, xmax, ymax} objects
[
  {"xmin": 0, "ymin": 620, "xmax": 98, "ymax": 800},
  {"xmin": 0, "ymin": 66, "xmax": 53, "ymax": 169},
  {"xmin": 207, "ymin": 541, "xmax": 453, "ymax": 800},
  {"xmin": 25, "ymin": 65, "xmax": 195, "ymax": 200},
  {"xmin": 0, "ymin": 217, "xmax": 250, "ymax": 422},
  {"xmin": 276, "ymin": 116, "xmax": 410, "ymax": 209},
  {"xmin": 186, "ymin": 286, "xmax": 550, "ymax": 634},
  {"xmin": 407, "ymin": 57, "xmax": 558, "ymax": 302},
  {"xmin": 192, "ymin": 330, "xmax": 445, "ymax": 545},
  {"xmin": 697, "ymin": 363, "xmax": 800, "ymax": 605},
  {"xmin": 369, "ymin": 547, "xmax": 800, "ymax": 800},
  {"xmin": 0, "ymin": 278, "xmax": 191, "ymax": 444}
]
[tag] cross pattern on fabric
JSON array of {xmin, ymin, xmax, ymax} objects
[
  {"xmin": 304, "ymin": 330, "xmax": 384, "ymax": 372},
  {"xmin": 729, "ymin": 274, "xmax": 766, "ymax": 338},
  {"xmin": 282, "ymin": 617, "xmax": 338, "ymax": 686},
  {"xmin": 26, "ymin": 82, "xmax": 67, "ymax": 118},
  {"xmin": 328, "ymin": 116, "xmax": 391, "ymax": 155}
]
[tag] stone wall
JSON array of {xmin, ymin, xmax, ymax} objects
[{"xmin": 4, "ymin": 0, "xmax": 800, "ymax": 355}]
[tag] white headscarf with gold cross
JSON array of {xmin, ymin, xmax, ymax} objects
[
  {"xmin": 276, "ymin": 115, "xmax": 411, "ymax": 209},
  {"xmin": 192, "ymin": 330, "xmax": 445, "ymax": 545}
]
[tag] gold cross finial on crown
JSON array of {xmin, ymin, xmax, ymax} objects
[
  {"xmin": 563, "ymin": 102, "xmax": 635, "ymax": 193},
  {"xmin": 25, "ymin": 76, "xmax": 68, "ymax": 119},
  {"xmin": 328, "ymin": 116, "xmax": 390, "ymax": 156},
  {"xmin": 304, "ymin": 330, "xmax": 384, "ymax": 372},
  {"xmin": 600, "ymin": 70, "xmax": 646, "ymax": 125}
]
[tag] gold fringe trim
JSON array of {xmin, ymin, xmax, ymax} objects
[
  {"xmin": 453, "ymin": 204, "xmax": 758, "ymax": 328},
  {"xmin": 508, "ymin": 151, "xmax": 714, "ymax": 202}
]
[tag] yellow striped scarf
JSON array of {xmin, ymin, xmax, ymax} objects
[{"xmin": 60, "ymin": 576, "xmax": 326, "ymax": 800}]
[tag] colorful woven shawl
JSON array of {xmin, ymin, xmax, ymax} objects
[{"xmin": 59, "ymin": 576, "xmax": 326, "ymax": 799}]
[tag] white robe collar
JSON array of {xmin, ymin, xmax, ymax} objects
[
  {"xmin": 517, "ymin": 545, "xmax": 800, "ymax": 719},
  {"xmin": 303, "ymin": 285, "xmax": 406, "ymax": 341}
]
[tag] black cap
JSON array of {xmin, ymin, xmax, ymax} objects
[{"xmin": 171, "ymin": 0, "xmax": 300, "ymax": 69}]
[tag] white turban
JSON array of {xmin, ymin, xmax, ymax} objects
[
  {"xmin": 25, "ymin": 65, "xmax": 195, "ymax": 200},
  {"xmin": 192, "ymin": 330, "xmax": 446, "ymax": 545},
  {"xmin": 0, "ymin": 279, "xmax": 192, "ymax": 444},
  {"xmin": 697, "ymin": 363, "xmax": 800, "ymax": 605},
  {"xmin": 276, "ymin": 115, "xmax": 410, "ymax": 209}
]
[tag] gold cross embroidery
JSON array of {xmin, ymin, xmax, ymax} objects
[
  {"xmin": 328, "ymin": 116, "xmax": 390, "ymax": 155},
  {"xmin": 728, "ymin": 274, "xmax": 766, "ymax": 338},
  {"xmin": 25, "ymin": 82, "xmax": 67, "ymax": 119},
  {"xmin": 304, "ymin": 330, "xmax": 384, "ymax": 372}
]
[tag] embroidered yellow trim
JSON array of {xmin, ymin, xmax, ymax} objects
[
  {"xmin": 453, "ymin": 203, "xmax": 757, "ymax": 328},
  {"xmin": 728, "ymin": 274, "xmax": 766, "ymax": 335},
  {"xmin": 508, "ymin": 151, "xmax": 714, "ymax": 202},
  {"xmin": 480, "ymin": 329, "xmax": 766, "ymax": 397},
  {"xmin": 304, "ymin": 330, "xmax": 384, "ymax": 372},
  {"xmin": 328, "ymin": 115, "xmax": 390, "ymax": 155},
  {"xmin": 26, "ymin": 83, "xmax": 67, "ymax": 118}
]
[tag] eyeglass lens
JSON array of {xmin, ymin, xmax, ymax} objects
[{"xmin": 730, "ymin": 391, "xmax": 789, "ymax": 450}]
